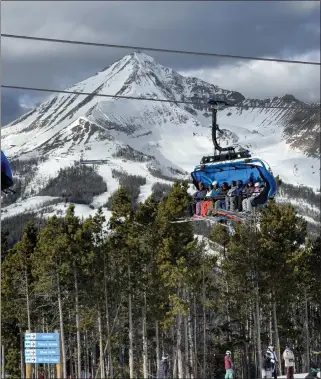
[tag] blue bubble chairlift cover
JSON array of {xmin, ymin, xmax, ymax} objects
[
  {"xmin": 191, "ymin": 158, "xmax": 277, "ymax": 207},
  {"xmin": 1, "ymin": 150, "xmax": 14, "ymax": 191}
]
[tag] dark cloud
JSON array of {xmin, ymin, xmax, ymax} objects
[
  {"xmin": 1, "ymin": 0, "xmax": 320, "ymax": 118},
  {"xmin": 1, "ymin": 90, "xmax": 33, "ymax": 126}
]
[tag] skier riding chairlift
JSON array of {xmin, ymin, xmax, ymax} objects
[
  {"xmin": 190, "ymin": 99, "xmax": 278, "ymax": 222},
  {"xmin": 1, "ymin": 150, "xmax": 14, "ymax": 192},
  {"xmin": 171, "ymin": 98, "xmax": 278, "ymax": 232}
]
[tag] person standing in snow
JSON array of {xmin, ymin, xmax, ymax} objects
[
  {"xmin": 283, "ymin": 345, "xmax": 295, "ymax": 379},
  {"xmin": 158, "ymin": 354, "xmax": 169, "ymax": 378},
  {"xmin": 224, "ymin": 350, "xmax": 234, "ymax": 379},
  {"xmin": 267, "ymin": 345, "xmax": 278, "ymax": 379},
  {"xmin": 262, "ymin": 353, "xmax": 273, "ymax": 379}
]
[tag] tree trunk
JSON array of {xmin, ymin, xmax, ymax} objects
[
  {"xmin": 226, "ymin": 280, "xmax": 231, "ymax": 343},
  {"xmin": 19, "ymin": 327, "xmax": 24, "ymax": 379},
  {"xmin": 84, "ymin": 330, "xmax": 89, "ymax": 379},
  {"xmin": 98, "ymin": 310, "xmax": 105, "ymax": 379},
  {"xmin": 69, "ymin": 323, "xmax": 74, "ymax": 379},
  {"xmin": 272, "ymin": 300, "xmax": 282, "ymax": 375},
  {"xmin": 193, "ymin": 297, "xmax": 198, "ymax": 379},
  {"xmin": 255, "ymin": 288, "xmax": 262, "ymax": 379},
  {"xmin": 74, "ymin": 268, "xmax": 82, "ymax": 379},
  {"xmin": 245, "ymin": 304, "xmax": 250, "ymax": 379},
  {"xmin": 177, "ymin": 312, "xmax": 184, "ymax": 379},
  {"xmin": 188, "ymin": 305, "xmax": 195, "ymax": 379},
  {"xmin": 103, "ymin": 256, "xmax": 113, "ymax": 378},
  {"xmin": 244, "ymin": 341, "xmax": 249, "ymax": 379},
  {"xmin": 92, "ymin": 331, "xmax": 96, "ymax": 379},
  {"xmin": 128, "ymin": 266, "xmax": 134, "ymax": 379},
  {"xmin": 142, "ymin": 292, "xmax": 148, "ymax": 379},
  {"xmin": 24, "ymin": 270, "xmax": 31, "ymax": 330},
  {"xmin": 304, "ymin": 289, "xmax": 310, "ymax": 373},
  {"xmin": 57, "ymin": 272, "xmax": 67, "ymax": 378},
  {"xmin": 172, "ymin": 325, "xmax": 177, "ymax": 379},
  {"xmin": 202, "ymin": 270, "xmax": 206, "ymax": 378},
  {"xmin": 184, "ymin": 313, "xmax": 189, "ymax": 378},
  {"xmin": 269, "ymin": 293, "xmax": 273, "ymax": 344},
  {"xmin": 155, "ymin": 322, "xmax": 160, "ymax": 376}
]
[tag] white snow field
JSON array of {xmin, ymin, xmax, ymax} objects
[{"xmin": 279, "ymin": 373, "xmax": 320, "ymax": 378}]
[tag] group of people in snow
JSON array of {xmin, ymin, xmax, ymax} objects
[
  {"xmin": 157, "ymin": 346, "xmax": 319, "ymax": 379},
  {"xmin": 225, "ymin": 345, "xmax": 319, "ymax": 379},
  {"xmin": 189, "ymin": 179, "xmax": 265, "ymax": 217}
]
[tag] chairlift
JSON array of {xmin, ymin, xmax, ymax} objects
[
  {"xmin": 191, "ymin": 99, "xmax": 278, "ymax": 206},
  {"xmin": 172, "ymin": 99, "xmax": 278, "ymax": 227}
]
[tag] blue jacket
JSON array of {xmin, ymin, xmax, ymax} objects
[
  {"xmin": 209, "ymin": 188, "xmax": 222, "ymax": 197},
  {"xmin": 234, "ymin": 187, "xmax": 243, "ymax": 195}
]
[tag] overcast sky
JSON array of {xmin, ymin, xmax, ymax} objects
[{"xmin": 1, "ymin": 1, "xmax": 320, "ymax": 125}]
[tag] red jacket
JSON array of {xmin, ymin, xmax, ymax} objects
[{"xmin": 225, "ymin": 355, "xmax": 232, "ymax": 369}]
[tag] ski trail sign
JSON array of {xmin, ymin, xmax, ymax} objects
[{"xmin": 24, "ymin": 333, "xmax": 60, "ymax": 364}]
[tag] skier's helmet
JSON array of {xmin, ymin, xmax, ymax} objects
[{"xmin": 226, "ymin": 350, "xmax": 231, "ymax": 356}]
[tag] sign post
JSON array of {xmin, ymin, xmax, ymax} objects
[
  {"xmin": 55, "ymin": 329, "xmax": 61, "ymax": 379},
  {"xmin": 25, "ymin": 330, "xmax": 32, "ymax": 379},
  {"xmin": 0, "ymin": 345, "xmax": 4, "ymax": 379},
  {"xmin": 24, "ymin": 332, "xmax": 60, "ymax": 378}
]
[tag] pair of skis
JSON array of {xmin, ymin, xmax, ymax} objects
[{"xmin": 171, "ymin": 208, "xmax": 253, "ymax": 224}]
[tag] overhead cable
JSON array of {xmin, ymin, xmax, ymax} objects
[
  {"xmin": 2, "ymin": 33, "xmax": 320, "ymax": 66},
  {"xmin": 2, "ymin": 84, "xmax": 320, "ymax": 111}
]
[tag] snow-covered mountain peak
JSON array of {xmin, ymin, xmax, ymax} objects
[{"xmin": 130, "ymin": 51, "xmax": 157, "ymax": 65}]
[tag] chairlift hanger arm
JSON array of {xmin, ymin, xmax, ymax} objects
[{"xmin": 208, "ymin": 98, "xmax": 235, "ymax": 153}]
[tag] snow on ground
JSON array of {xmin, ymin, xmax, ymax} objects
[
  {"xmin": 213, "ymin": 109, "xmax": 320, "ymax": 191},
  {"xmin": 1, "ymin": 196, "xmax": 112, "ymax": 231},
  {"xmin": 25, "ymin": 156, "xmax": 77, "ymax": 197},
  {"xmin": 41, "ymin": 202, "xmax": 112, "ymax": 225},
  {"xmin": 194, "ymin": 234, "xmax": 222, "ymax": 257},
  {"xmin": 302, "ymin": 215, "xmax": 320, "ymax": 225},
  {"xmin": 1, "ymin": 196, "xmax": 60, "ymax": 219},
  {"xmin": 279, "ymin": 373, "xmax": 320, "ymax": 379},
  {"xmin": 276, "ymin": 194, "xmax": 320, "ymax": 215}
]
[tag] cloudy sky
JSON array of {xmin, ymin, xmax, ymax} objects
[{"xmin": 1, "ymin": 1, "xmax": 320, "ymax": 125}]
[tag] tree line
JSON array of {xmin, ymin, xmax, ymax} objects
[{"xmin": 1, "ymin": 181, "xmax": 320, "ymax": 379}]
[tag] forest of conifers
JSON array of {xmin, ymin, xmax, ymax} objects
[{"xmin": 1, "ymin": 181, "xmax": 320, "ymax": 379}]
